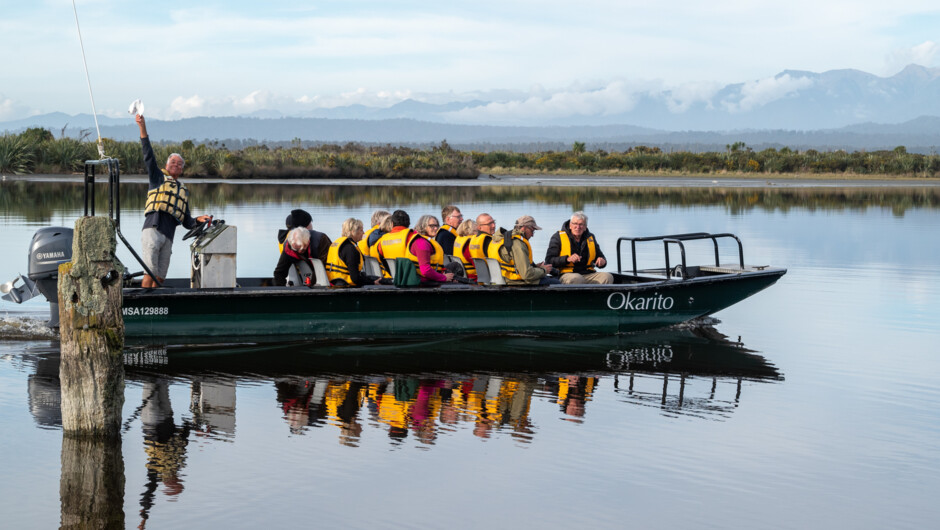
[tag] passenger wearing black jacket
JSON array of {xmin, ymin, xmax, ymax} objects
[
  {"xmin": 434, "ymin": 205, "xmax": 463, "ymax": 255},
  {"xmin": 273, "ymin": 211, "xmax": 332, "ymax": 286},
  {"xmin": 326, "ymin": 218, "xmax": 381, "ymax": 287},
  {"xmin": 544, "ymin": 212, "xmax": 614, "ymax": 284}
]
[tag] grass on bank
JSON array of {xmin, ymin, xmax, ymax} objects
[{"xmin": 2, "ymin": 129, "xmax": 939, "ymax": 179}]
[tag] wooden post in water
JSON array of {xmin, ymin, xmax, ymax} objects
[
  {"xmin": 60, "ymin": 436, "xmax": 125, "ymax": 529},
  {"xmin": 58, "ymin": 216, "xmax": 125, "ymax": 437}
]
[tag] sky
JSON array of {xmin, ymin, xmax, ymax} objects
[{"xmin": 2, "ymin": 0, "xmax": 940, "ymax": 124}]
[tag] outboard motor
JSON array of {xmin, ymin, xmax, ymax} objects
[{"xmin": 1, "ymin": 227, "xmax": 74, "ymax": 327}]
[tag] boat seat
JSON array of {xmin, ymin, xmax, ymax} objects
[
  {"xmin": 362, "ymin": 256, "xmax": 383, "ymax": 277},
  {"xmin": 385, "ymin": 259, "xmax": 397, "ymax": 278},
  {"xmin": 473, "ymin": 258, "xmax": 491, "ymax": 285},
  {"xmin": 310, "ymin": 259, "xmax": 330, "ymax": 286},
  {"xmin": 287, "ymin": 261, "xmax": 308, "ymax": 287},
  {"xmin": 484, "ymin": 258, "xmax": 506, "ymax": 286},
  {"xmin": 698, "ymin": 265, "xmax": 742, "ymax": 274},
  {"xmin": 443, "ymin": 255, "xmax": 467, "ymax": 278},
  {"xmin": 287, "ymin": 259, "xmax": 329, "ymax": 287}
]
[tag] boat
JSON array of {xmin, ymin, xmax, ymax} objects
[{"xmin": 2, "ymin": 159, "xmax": 786, "ymax": 344}]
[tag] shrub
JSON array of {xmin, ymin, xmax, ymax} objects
[{"xmin": 0, "ymin": 134, "xmax": 35, "ymax": 174}]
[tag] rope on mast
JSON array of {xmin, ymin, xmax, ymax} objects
[{"xmin": 72, "ymin": 0, "xmax": 106, "ymax": 158}]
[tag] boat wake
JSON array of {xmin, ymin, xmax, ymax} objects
[
  {"xmin": 671, "ymin": 316, "xmax": 721, "ymax": 329},
  {"xmin": 0, "ymin": 314, "xmax": 57, "ymax": 340}
]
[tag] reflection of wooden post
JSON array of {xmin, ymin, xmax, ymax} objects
[
  {"xmin": 60, "ymin": 437, "xmax": 125, "ymax": 529},
  {"xmin": 58, "ymin": 216, "xmax": 125, "ymax": 437}
]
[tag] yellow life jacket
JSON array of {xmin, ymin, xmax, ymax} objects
[
  {"xmin": 453, "ymin": 235, "xmax": 476, "ymax": 276},
  {"xmin": 439, "ymin": 224, "xmax": 457, "ymax": 237},
  {"xmin": 558, "ymin": 232, "xmax": 598, "ymax": 273},
  {"xmin": 468, "ymin": 233, "xmax": 493, "ymax": 260},
  {"xmin": 405, "ymin": 234, "xmax": 446, "ymax": 278},
  {"xmin": 358, "ymin": 225, "xmax": 381, "ymax": 255},
  {"xmin": 144, "ymin": 171, "xmax": 189, "ymax": 223},
  {"xmin": 373, "ymin": 229, "xmax": 416, "ymax": 278},
  {"xmin": 370, "ymin": 385, "xmax": 409, "ymax": 430},
  {"xmin": 326, "ymin": 236, "xmax": 363, "ymax": 285},
  {"xmin": 492, "ymin": 233, "xmax": 532, "ymax": 281}
]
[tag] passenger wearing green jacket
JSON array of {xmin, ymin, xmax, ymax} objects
[{"xmin": 493, "ymin": 215, "xmax": 560, "ymax": 286}]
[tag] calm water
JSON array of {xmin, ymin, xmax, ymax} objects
[{"xmin": 1, "ymin": 180, "xmax": 939, "ymax": 528}]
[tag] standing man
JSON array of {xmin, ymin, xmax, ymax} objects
[
  {"xmin": 435, "ymin": 205, "xmax": 463, "ymax": 255},
  {"xmin": 494, "ymin": 215, "xmax": 559, "ymax": 286},
  {"xmin": 544, "ymin": 212, "xmax": 613, "ymax": 284},
  {"xmin": 136, "ymin": 115, "xmax": 209, "ymax": 288}
]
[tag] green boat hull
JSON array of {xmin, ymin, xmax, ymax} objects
[{"xmin": 122, "ymin": 268, "xmax": 785, "ymax": 343}]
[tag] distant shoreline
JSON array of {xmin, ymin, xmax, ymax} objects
[{"xmin": 7, "ymin": 172, "xmax": 940, "ymax": 189}]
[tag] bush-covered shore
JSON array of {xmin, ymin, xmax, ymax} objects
[{"xmin": 2, "ymin": 129, "xmax": 940, "ymax": 179}]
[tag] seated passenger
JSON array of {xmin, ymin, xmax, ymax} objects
[
  {"xmin": 544, "ymin": 211, "xmax": 613, "ymax": 284},
  {"xmin": 468, "ymin": 213, "xmax": 497, "ymax": 262},
  {"xmin": 358, "ymin": 209, "xmax": 390, "ymax": 255},
  {"xmin": 374, "ymin": 210, "xmax": 453, "ymax": 284},
  {"xmin": 417, "ymin": 215, "xmax": 464, "ymax": 279},
  {"xmin": 277, "ymin": 209, "xmax": 313, "ymax": 253},
  {"xmin": 327, "ymin": 218, "xmax": 381, "ymax": 287},
  {"xmin": 493, "ymin": 215, "xmax": 559, "ymax": 286},
  {"xmin": 434, "ymin": 205, "xmax": 463, "ymax": 255},
  {"xmin": 371, "ymin": 210, "xmax": 413, "ymax": 278},
  {"xmin": 415, "ymin": 214, "xmax": 441, "ymax": 240},
  {"xmin": 273, "ymin": 226, "xmax": 333, "ymax": 286},
  {"xmin": 453, "ymin": 219, "xmax": 479, "ymax": 280}
]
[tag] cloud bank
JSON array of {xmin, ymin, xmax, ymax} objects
[{"xmin": 722, "ymin": 75, "xmax": 815, "ymax": 113}]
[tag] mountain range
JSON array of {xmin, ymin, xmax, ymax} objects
[{"xmin": 5, "ymin": 65, "xmax": 940, "ymax": 152}]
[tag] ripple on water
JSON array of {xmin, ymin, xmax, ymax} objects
[{"xmin": 0, "ymin": 314, "xmax": 56, "ymax": 341}]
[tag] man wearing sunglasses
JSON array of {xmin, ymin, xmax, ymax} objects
[{"xmin": 434, "ymin": 205, "xmax": 463, "ymax": 255}]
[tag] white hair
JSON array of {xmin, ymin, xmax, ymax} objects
[
  {"xmin": 167, "ymin": 152, "xmax": 185, "ymax": 168},
  {"xmin": 287, "ymin": 227, "xmax": 310, "ymax": 249},
  {"xmin": 571, "ymin": 211, "xmax": 588, "ymax": 224}
]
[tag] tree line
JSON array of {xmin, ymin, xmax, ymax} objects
[{"xmin": 2, "ymin": 128, "xmax": 938, "ymax": 178}]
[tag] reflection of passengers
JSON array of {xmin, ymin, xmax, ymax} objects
[
  {"xmin": 273, "ymin": 226, "xmax": 332, "ymax": 286},
  {"xmin": 326, "ymin": 218, "xmax": 381, "ymax": 287},
  {"xmin": 325, "ymin": 381, "xmax": 367, "ymax": 446},
  {"xmin": 275, "ymin": 378, "xmax": 328, "ymax": 434},
  {"xmin": 556, "ymin": 376, "xmax": 597, "ymax": 422},
  {"xmin": 139, "ymin": 378, "xmax": 191, "ymax": 528}
]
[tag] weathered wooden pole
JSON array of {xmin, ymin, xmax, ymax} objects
[
  {"xmin": 59, "ymin": 436, "xmax": 126, "ymax": 529},
  {"xmin": 58, "ymin": 215, "xmax": 126, "ymax": 437}
]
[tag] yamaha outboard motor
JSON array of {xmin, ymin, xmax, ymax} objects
[{"xmin": 1, "ymin": 227, "xmax": 74, "ymax": 327}]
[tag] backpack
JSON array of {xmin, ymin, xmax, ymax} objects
[{"xmin": 393, "ymin": 257, "xmax": 421, "ymax": 287}]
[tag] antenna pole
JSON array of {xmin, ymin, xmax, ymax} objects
[{"xmin": 72, "ymin": 0, "xmax": 105, "ymax": 158}]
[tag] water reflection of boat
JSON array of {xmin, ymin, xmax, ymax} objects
[
  {"xmin": 124, "ymin": 324, "xmax": 781, "ymax": 381},
  {"xmin": 121, "ymin": 326, "xmax": 781, "ymax": 445}
]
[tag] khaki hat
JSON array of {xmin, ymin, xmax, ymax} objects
[{"xmin": 515, "ymin": 215, "xmax": 542, "ymax": 230}]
